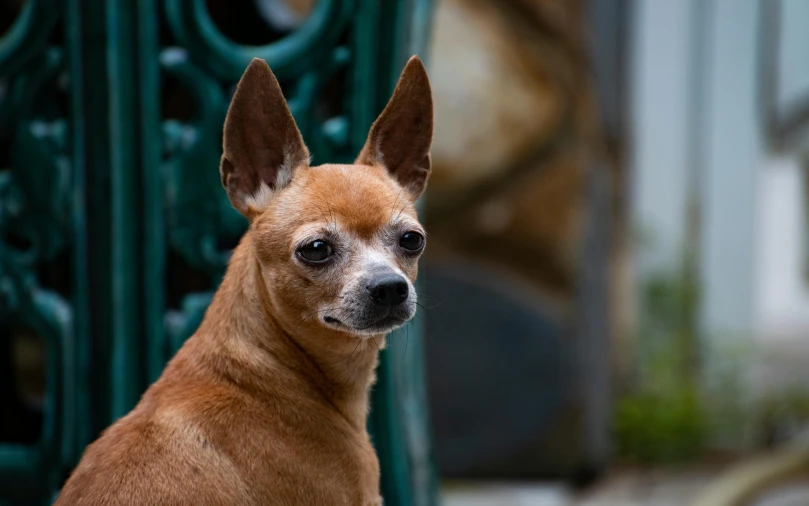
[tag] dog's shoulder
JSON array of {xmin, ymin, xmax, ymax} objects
[{"xmin": 54, "ymin": 408, "xmax": 254, "ymax": 505}]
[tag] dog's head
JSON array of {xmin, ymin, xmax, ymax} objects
[{"xmin": 220, "ymin": 57, "xmax": 432, "ymax": 337}]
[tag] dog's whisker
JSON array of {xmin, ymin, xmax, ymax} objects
[
  {"xmin": 313, "ymin": 201, "xmax": 331, "ymax": 227},
  {"xmin": 327, "ymin": 202, "xmax": 336, "ymax": 227},
  {"xmin": 413, "ymin": 303, "xmax": 439, "ymax": 328},
  {"xmin": 416, "ymin": 293, "xmax": 446, "ymax": 309},
  {"xmin": 418, "ymin": 290, "xmax": 445, "ymax": 301},
  {"xmin": 346, "ymin": 337, "xmax": 366, "ymax": 364},
  {"xmin": 416, "ymin": 300, "xmax": 442, "ymax": 311},
  {"xmin": 402, "ymin": 321, "xmax": 410, "ymax": 367},
  {"xmin": 394, "ymin": 198, "xmax": 410, "ymax": 222},
  {"xmin": 300, "ymin": 306, "xmax": 344, "ymax": 321},
  {"xmin": 389, "ymin": 186, "xmax": 406, "ymax": 221},
  {"xmin": 301, "ymin": 307, "xmax": 346, "ymax": 322}
]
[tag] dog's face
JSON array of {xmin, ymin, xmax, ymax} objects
[
  {"xmin": 220, "ymin": 57, "xmax": 432, "ymax": 337},
  {"xmin": 253, "ymin": 164, "xmax": 424, "ymax": 336}
]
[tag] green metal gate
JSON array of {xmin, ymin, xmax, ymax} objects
[{"xmin": 0, "ymin": 1, "xmax": 438, "ymax": 504}]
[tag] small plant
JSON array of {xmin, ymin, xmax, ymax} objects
[
  {"xmin": 614, "ymin": 382, "xmax": 706, "ymax": 463},
  {"xmin": 613, "ymin": 272, "xmax": 707, "ymax": 464},
  {"xmin": 614, "ymin": 250, "xmax": 809, "ymax": 463},
  {"xmin": 613, "ymin": 336, "xmax": 708, "ymax": 463}
]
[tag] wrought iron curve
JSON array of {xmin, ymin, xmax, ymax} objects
[
  {"xmin": 0, "ymin": 25, "xmax": 76, "ymax": 499},
  {"xmin": 0, "ymin": 0, "xmax": 59, "ymax": 77},
  {"xmin": 164, "ymin": 0, "xmax": 356, "ymax": 82}
]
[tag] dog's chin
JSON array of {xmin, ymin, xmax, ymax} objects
[{"xmin": 322, "ymin": 314, "xmax": 412, "ymax": 337}]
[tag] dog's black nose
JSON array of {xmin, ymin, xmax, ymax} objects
[{"xmin": 367, "ymin": 275, "xmax": 409, "ymax": 307}]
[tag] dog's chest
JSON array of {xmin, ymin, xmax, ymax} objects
[{"xmin": 225, "ymin": 410, "xmax": 381, "ymax": 504}]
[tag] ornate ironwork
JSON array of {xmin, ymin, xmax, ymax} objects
[
  {"xmin": 0, "ymin": 1, "xmax": 437, "ymax": 504},
  {"xmin": 0, "ymin": 2, "xmax": 81, "ymax": 502}
]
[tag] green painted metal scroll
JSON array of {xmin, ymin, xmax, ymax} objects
[
  {"xmin": 0, "ymin": 1, "xmax": 85, "ymax": 503},
  {"xmin": 0, "ymin": 1, "xmax": 438, "ymax": 504}
]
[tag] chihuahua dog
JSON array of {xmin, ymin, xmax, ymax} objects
[{"xmin": 54, "ymin": 56, "xmax": 433, "ymax": 505}]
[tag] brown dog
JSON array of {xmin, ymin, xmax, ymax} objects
[{"xmin": 54, "ymin": 56, "xmax": 433, "ymax": 505}]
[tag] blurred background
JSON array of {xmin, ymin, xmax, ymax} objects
[{"xmin": 2, "ymin": 0, "xmax": 809, "ymax": 505}]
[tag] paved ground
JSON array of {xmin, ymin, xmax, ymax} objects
[
  {"xmin": 575, "ymin": 468, "xmax": 723, "ymax": 506},
  {"xmin": 443, "ymin": 482, "xmax": 571, "ymax": 506},
  {"xmin": 441, "ymin": 346, "xmax": 809, "ymax": 505},
  {"xmin": 752, "ymin": 483, "xmax": 809, "ymax": 506},
  {"xmin": 442, "ymin": 470, "xmax": 809, "ymax": 506}
]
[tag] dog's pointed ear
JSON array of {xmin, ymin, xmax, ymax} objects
[
  {"xmin": 356, "ymin": 55, "xmax": 433, "ymax": 200},
  {"xmin": 221, "ymin": 58, "xmax": 309, "ymax": 217}
]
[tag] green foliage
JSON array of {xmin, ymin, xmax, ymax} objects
[
  {"xmin": 613, "ymin": 272, "xmax": 707, "ymax": 464},
  {"xmin": 614, "ymin": 269, "xmax": 809, "ymax": 463},
  {"xmin": 700, "ymin": 339, "xmax": 756, "ymax": 449},
  {"xmin": 614, "ymin": 384, "xmax": 706, "ymax": 463}
]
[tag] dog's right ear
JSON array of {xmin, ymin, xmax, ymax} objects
[{"xmin": 221, "ymin": 58, "xmax": 310, "ymax": 218}]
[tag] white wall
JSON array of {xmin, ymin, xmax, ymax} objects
[
  {"xmin": 754, "ymin": 157, "xmax": 809, "ymax": 342},
  {"xmin": 700, "ymin": 0, "xmax": 760, "ymax": 340},
  {"xmin": 631, "ymin": 0, "xmax": 809, "ymax": 348},
  {"xmin": 630, "ymin": 0, "xmax": 696, "ymax": 277},
  {"xmin": 753, "ymin": 0, "xmax": 809, "ymax": 344}
]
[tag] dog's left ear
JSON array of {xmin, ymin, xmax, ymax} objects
[
  {"xmin": 221, "ymin": 58, "xmax": 310, "ymax": 218},
  {"xmin": 356, "ymin": 55, "xmax": 433, "ymax": 200}
]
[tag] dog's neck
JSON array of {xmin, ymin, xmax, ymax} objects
[{"xmin": 195, "ymin": 233, "xmax": 381, "ymax": 430}]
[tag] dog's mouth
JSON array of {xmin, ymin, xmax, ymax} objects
[
  {"xmin": 322, "ymin": 314, "xmax": 409, "ymax": 335},
  {"xmin": 357, "ymin": 315, "xmax": 409, "ymax": 332}
]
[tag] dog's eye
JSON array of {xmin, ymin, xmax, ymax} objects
[
  {"xmin": 399, "ymin": 231, "xmax": 425, "ymax": 252},
  {"xmin": 297, "ymin": 240, "xmax": 334, "ymax": 263}
]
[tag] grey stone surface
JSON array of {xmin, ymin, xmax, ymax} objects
[{"xmin": 442, "ymin": 472, "xmax": 809, "ymax": 505}]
